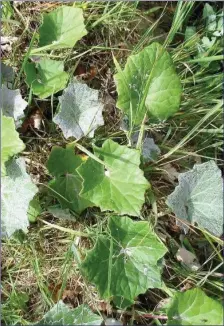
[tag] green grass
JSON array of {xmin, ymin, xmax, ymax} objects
[{"xmin": 1, "ymin": 1, "xmax": 223, "ymax": 324}]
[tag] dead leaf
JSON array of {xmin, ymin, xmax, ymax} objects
[
  {"xmin": 162, "ymin": 163, "xmax": 179, "ymax": 183},
  {"xmin": 89, "ymin": 299, "xmax": 112, "ymax": 315},
  {"xmin": 21, "ymin": 108, "xmax": 43, "ymax": 133},
  {"xmin": 1, "ymin": 36, "xmax": 18, "ymax": 55},
  {"xmin": 48, "ymin": 282, "xmax": 62, "ymax": 303},
  {"xmin": 176, "ymin": 247, "xmax": 201, "ymax": 271},
  {"xmin": 75, "ymin": 64, "xmax": 97, "ymax": 81}
]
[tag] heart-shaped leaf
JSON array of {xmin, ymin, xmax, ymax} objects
[
  {"xmin": 167, "ymin": 288, "xmax": 223, "ymax": 325},
  {"xmin": 53, "ymin": 80, "xmax": 104, "ymax": 139},
  {"xmin": 24, "ymin": 58, "xmax": 68, "ymax": 99},
  {"xmin": 114, "ymin": 42, "xmax": 182, "ymax": 125},
  {"xmin": 166, "ymin": 161, "xmax": 223, "ymax": 237},
  {"xmin": 2, "ymin": 158, "xmax": 38, "ymax": 237},
  {"xmin": 2, "ymin": 115, "xmax": 25, "ymax": 175},
  {"xmin": 78, "ymin": 139, "xmax": 150, "ymax": 216},
  {"xmin": 38, "ymin": 301, "xmax": 102, "ymax": 325},
  {"xmin": 81, "ymin": 215, "xmax": 167, "ymax": 308},
  {"xmin": 47, "ymin": 145, "xmax": 92, "ymax": 214},
  {"xmin": 37, "ymin": 6, "xmax": 87, "ymax": 51}
]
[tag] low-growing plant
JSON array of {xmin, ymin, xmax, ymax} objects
[{"xmin": 1, "ymin": 2, "xmax": 223, "ymax": 325}]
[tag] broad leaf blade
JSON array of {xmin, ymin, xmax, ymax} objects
[
  {"xmin": 47, "ymin": 145, "xmax": 92, "ymax": 214},
  {"xmin": 2, "ymin": 158, "xmax": 38, "ymax": 237},
  {"xmin": 2, "ymin": 115, "xmax": 25, "ymax": 175},
  {"xmin": 81, "ymin": 215, "xmax": 167, "ymax": 308},
  {"xmin": 166, "ymin": 161, "xmax": 223, "ymax": 237},
  {"xmin": 1, "ymin": 84, "xmax": 27, "ymax": 126},
  {"xmin": 39, "ymin": 301, "xmax": 102, "ymax": 325},
  {"xmin": 167, "ymin": 288, "xmax": 223, "ymax": 325},
  {"xmin": 53, "ymin": 81, "xmax": 104, "ymax": 140},
  {"xmin": 24, "ymin": 58, "xmax": 68, "ymax": 99},
  {"xmin": 38, "ymin": 6, "xmax": 87, "ymax": 51},
  {"xmin": 114, "ymin": 42, "xmax": 182, "ymax": 125},
  {"xmin": 78, "ymin": 139, "xmax": 149, "ymax": 216}
]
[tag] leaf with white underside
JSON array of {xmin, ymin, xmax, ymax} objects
[
  {"xmin": 2, "ymin": 158, "xmax": 38, "ymax": 237},
  {"xmin": 81, "ymin": 215, "xmax": 167, "ymax": 308},
  {"xmin": 53, "ymin": 81, "xmax": 104, "ymax": 139},
  {"xmin": 131, "ymin": 132, "xmax": 161, "ymax": 161},
  {"xmin": 1, "ymin": 63, "xmax": 14, "ymax": 83},
  {"xmin": 166, "ymin": 161, "xmax": 223, "ymax": 237},
  {"xmin": 167, "ymin": 288, "xmax": 223, "ymax": 325},
  {"xmin": 47, "ymin": 145, "xmax": 92, "ymax": 214},
  {"xmin": 1, "ymin": 84, "xmax": 28, "ymax": 126},
  {"xmin": 24, "ymin": 58, "xmax": 68, "ymax": 99},
  {"xmin": 37, "ymin": 6, "xmax": 87, "ymax": 52},
  {"xmin": 1, "ymin": 115, "xmax": 25, "ymax": 176},
  {"xmin": 38, "ymin": 301, "xmax": 102, "ymax": 325},
  {"xmin": 114, "ymin": 42, "xmax": 182, "ymax": 125},
  {"xmin": 78, "ymin": 139, "xmax": 149, "ymax": 216}
]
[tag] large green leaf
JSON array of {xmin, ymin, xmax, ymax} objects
[
  {"xmin": 38, "ymin": 301, "xmax": 102, "ymax": 325},
  {"xmin": 166, "ymin": 161, "xmax": 223, "ymax": 237},
  {"xmin": 24, "ymin": 58, "xmax": 68, "ymax": 99},
  {"xmin": 81, "ymin": 215, "xmax": 167, "ymax": 308},
  {"xmin": 47, "ymin": 145, "xmax": 92, "ymax": 214},
  {"xmin": 37, "ymin": 6, "xmax": 87, "ymax": 51},
  {"xmin": 167, "ymin": 288, "xmax": 223, "ymax": 325},
  {"xmin": 114, "ymin": 42, "xmax": 182, "ymax": 125},
  {"xmin": 53, "ymin": 80, "xmax": 104, "ymax": 140},
  {"xmin": 2, "ymin": 158, "xmax": 38, "ymax": 237},
  {"xmin": 1, "ymin": 115, "xmax": 25, "ymax": 176},
  {"xmin": 78, "ymin": 139, "xmax": 149, "ymax": 216}
]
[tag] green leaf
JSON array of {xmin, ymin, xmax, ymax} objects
[
  {"xmin": 27, "ymin": 198, "xmax": 41, "ymax": 223},
  {"xmin": 201, "ymin": 36, "xmax": 216, "ymax": 49},
  {"xmin": 215, "ymin": 17, "xmax": 223, "ymax": 36},
  {"xmin": 81, "ymin": 215, "xmax": 167, "ymax": 308},
  {"xmin": 47, "ymin": 145, "xmax": 92, "ymax": 214},
  {"xmin": 167, "ymin": 288, "xmax": 223, "ymax": 325},
  {"xmin": 24, "ymin": 58, "xmax": 68, "ymax": 99},
  {"xmin": 37, "ymin": 6, "xmax": 87, "ymax": 51},
  {"xmin": 114, "ymin": 42, "xmax": 182, "ymax": 125},
  {"xmin": 48, "ymin": 206, "xmax": 75, "ymax": 221},
  {"xmin": 78, "ymin": 139, "xmax": 149, "ymax": 216},
  {"xmin": 2, "ymin": 1, "xmax": 13, "ymax": 20},
  {"xmin": 2, "ymin": 158, "xmax": 38, "ymax": 237},
  {"xmin": 9, "ymin": 291, "xmax": 29, "ymax": 311},
  {"xmin": 1, "ymin": 84, "xmax": 28, "ymax": 126},
  {"xmin": 53, "ymin": 80, "xmax": 104, "ymax": 140},
  {"xmin": 38, "ymin": 301, "xmax": 102, "ymax": 325},
  {"xmin": 203, "ymin": 4, "xmax": 215, "ymax": 20},
  {"xmin": 166, "ymin": 161, "xmax": 223, "ymax": 237},
  {"xmin": 185, "ymin": 26, "xmax": 197, "ymax": 41},
  {"xmin": 1, "ymin": 115, "xmax": 25, "ymax": 176}
]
